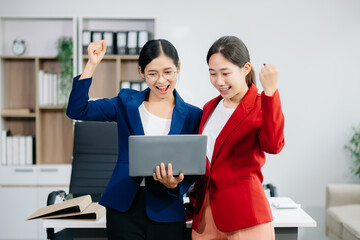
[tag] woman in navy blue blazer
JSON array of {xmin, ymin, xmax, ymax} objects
[{"xmin": 67, "ymin": 39, "xmax": 202, "ymax": 240}]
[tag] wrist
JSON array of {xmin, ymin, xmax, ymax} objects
[
  {"xmin": 263, "ymin": 88, "xmax": 277, "ymax": 97},
  {"xmin": 168, "ymin": 182, "xmax": 179, "ymax": 189},
  {"xmin": 80, "ymin": 61, "xmax": 98, "ymax": 80}
]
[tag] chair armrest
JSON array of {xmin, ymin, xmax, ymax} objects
[
  {"xmin": 47, "ymin": 190, "xmax": 66, "ymax": 206},
  {"xmin": 326, "ymin": 184, "xmax": 360, "ymax": 208}
]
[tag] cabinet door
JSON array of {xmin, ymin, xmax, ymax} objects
[{"xmin": 0, "ymin": 187, "xmax": 38, "ymax": 239}]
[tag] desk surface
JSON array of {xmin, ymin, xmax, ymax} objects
[{"xmin": 43, "ymin": 197, "xmax": 316, "ymax": 229}]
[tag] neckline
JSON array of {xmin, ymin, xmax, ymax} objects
[{"xmin": 140, "ymin": 102, "xmax": 172, "ymax": 121}]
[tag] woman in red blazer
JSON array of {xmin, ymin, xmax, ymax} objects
[{"xmin": 189, "ymin": 36, "xmax": 285, "ymax": 239}]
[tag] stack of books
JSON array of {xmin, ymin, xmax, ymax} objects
[
  {"xmin": 1, "ymin": 129, "xmax": 34, "ymax": 166},
  {"xmin": 27, "ymin": 195, "xmax": 106, "ymax": 221},
  {"xmin": 38, "ymin": 71, "xmax": 67, "ymax": 106}
]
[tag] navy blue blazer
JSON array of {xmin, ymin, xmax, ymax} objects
[{"xmin": 66, "ymin": 76, "xmax": 202, "ymax": 222}]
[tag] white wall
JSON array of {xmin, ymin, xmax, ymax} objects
[{"xmin": 1, "ymin": 0, "xmax": 360, "ymax": 239}]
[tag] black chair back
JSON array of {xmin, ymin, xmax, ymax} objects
[{"xmin": 69, "ymin": 121, "xmax": 118, "ymax": 202}]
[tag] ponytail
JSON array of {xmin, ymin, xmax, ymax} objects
[{"xmin": 246, "ymin": 66, "xmax": 256, "ymax": 87}]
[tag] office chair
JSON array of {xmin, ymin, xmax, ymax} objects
[
  {"xmin": 263, "ymin": 183, "xmax": 278, "ymax": 197},
  {"xmin": 46, "ymin": 121, "xmax": 118, "ymax": 240}
]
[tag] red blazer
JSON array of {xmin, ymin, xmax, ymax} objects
[{"xmin": 190, "ymin": 84, "xmax": 285, "ymax": 232}]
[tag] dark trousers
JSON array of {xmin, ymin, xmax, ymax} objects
[{"xmin": 106, "ymin": 187, "xmax": 186, "ymax": 240}]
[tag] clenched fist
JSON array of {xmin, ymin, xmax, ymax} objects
[
  {"xmin": 79, "ymin": 40, "xmax": 107, "ymax": 80},
  {"xmin": 87, "ymin": 40, "xmax": 107, "ymax": 66},
  {"xmin": 259, "ymin": 64, "xmax": 278, "ymax": 96}
]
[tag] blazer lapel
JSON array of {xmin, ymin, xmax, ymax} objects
[
  {"xmin": 168, "ymin": 89, "xmax": 188, "ymax": 135},
  {"xmin": 198, "ymin": 95, "xmax": 223, "ymax": 135},
  {"xmin": 210, "ymin": 84, "xmax": 258, "ymax": 167},
  {"xmin": 126, "ymin": 89, "xmax": 150, "ymax": 135}
]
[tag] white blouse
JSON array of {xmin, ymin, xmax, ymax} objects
[{"xmin": 202, "ymin": 99, "xmax": 235, "ymax": 163}]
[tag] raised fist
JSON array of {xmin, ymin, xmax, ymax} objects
[
  {"xmin": 87, "ymin": 40, "xmax": 107, "ymax": 66},
  {"xmin": 259, "ymin": 64, "xmax": 278, "ymax": 96}
]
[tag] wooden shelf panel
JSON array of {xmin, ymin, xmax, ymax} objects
[
  {"xmin": 4, "ymin": 59, "xmax": 36, "ymax": 109},
  {"xmin": 82, "ymin": 55, "xmax": 138, "ymax": 61},
  {"xmin": 39, "ymin": 59, "xmax": 62, "ymax": 73},
  {"xmin": 5, "ymin": 118, "xmax": 36, "ymax": 136},
  {"xmin": 39, "ymin": 106, "xmax": 65, "ymax": 110},
  {"xmin": 119, "ymin": 55, "xmax": 138, "ymax": 60},
  {"xmin": 1, "ymin": 56, "xmax": 58, "ymax": 60},
  {"xmin": 121, "ymin": 60, "xmax": 142, "ymax": 82},
  {"xmin": 38, "ymin": 110, "xmax": 73, "ymax": 164},
  {"xmin": 83, "ymin": 55, "xmax": 119, "ymax": 60},
  {"xmin": 83, "ymin": 59, "xmax": 118, "ymax": 99},
  {"xmin": 1, "ymin": 112, "xmax": 36, "ymax": 118}
]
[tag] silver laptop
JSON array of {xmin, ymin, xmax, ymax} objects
[{"xmin": 129, "ymin": 135, "xmax": 207, "ymax": 176}]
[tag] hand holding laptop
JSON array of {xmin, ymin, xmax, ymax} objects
[
  {"xmin": 153, "ymin": 162, "xmax": 184, "ymax": 189},
  {"xmin": 129, "ymin": 135, "xmax": 207, "ymax": 182}
]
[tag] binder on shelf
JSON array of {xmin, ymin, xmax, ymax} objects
[
  {"xmin": 116, "ymin": 31, "xmax": 127, "ymax": 55},
  {"xmin": 82, "ymin": 30, "xmax": 91, "ymax": 54},
  {"xmin": 130, "ymin": 82, "xmax": 141, "ymax": 91},
  {"xmin": 127, "ymin": 31, "xmax": 138, "ymax": 55},
  {"xmin": 141, "ymin": 82, "xmax": 148, "ymax": 91},
  {"xmin": 91, "ymin": 31, "xmax": 103, "ymax": 43},
  {"xmin": 138, "ymin": 30, "xmax": 149, "ymax": 54},
  {"xmin": 120, "ymin": 81, "xmax": 131, "ymax": 89},
  {"xmin": 103, "ymin": 31, "xmax": 115, "ymax": 55}
]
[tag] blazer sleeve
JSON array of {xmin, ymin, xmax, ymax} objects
[
  {"xmin": 66, "ymin": 75, "xmax": 118, "ymax": 122},
  {"xmin": 258, "ymin": 89, "xmax": 285, "ymax": 154}
]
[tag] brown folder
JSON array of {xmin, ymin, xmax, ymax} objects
[
  {"xmin": 43, "ymin": 203, "xmax": 106, "ymax": 221},
  {"xmin": 27, "ymin": 195, "xmax": 92, "ymax": 220}
]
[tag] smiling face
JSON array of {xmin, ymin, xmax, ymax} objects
[
  {"xmin": 139, "ymin": 53, "xmax": 179, "ymax": 101},
  {"xmin": 208, "ymin": 52, "xmax": 251, "ymax": 106}
]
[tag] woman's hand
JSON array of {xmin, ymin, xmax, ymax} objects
[
  {"xmin": 153, "ymin": 163, "xmax": 184, "ymax": 189},
  {"xmin": 87, "ymin": 40, "xmax": 107, "ymax": 65},
  {"xmin": 259, "ymin": 64, "xmax": 278, "ymax": 96},
  {"xmin": 79, "ymin": 40, "xmax": 107, "ymax": 80}
]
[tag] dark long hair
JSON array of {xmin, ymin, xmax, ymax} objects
[
  {"xmin": 138, "ymin": 39, "xmax": 179, "ymax": 73},
  {"xmin": 206, "ymin": 36, "xmax": 256, "ymax": 86}
]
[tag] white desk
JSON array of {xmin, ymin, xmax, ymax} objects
[{"xmin": 43, "ymin": 197, "xmax": 316, "ymax": 240}]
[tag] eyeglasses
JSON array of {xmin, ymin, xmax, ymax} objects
[{"xmin": 145, "ymin": 71, "xmax": 177, "ymax": 81}]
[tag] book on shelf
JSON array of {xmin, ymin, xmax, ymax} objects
[
  {"xmin": 6, "ymin": 136, "xmax": 13, "ymax": 166},
  {"xmin": 25, "ymin": 136, "xmax": 35, "ymax": 165},
  {"xmin": 12, "ymin": 136, "xmax": 20, "ymax": 166},
  {"xmin": 1, "ymin": 132, "xmax": 34, "ymax": 166},
  {"xmin": 1, "ymin": 130, "xmax": 10, "ymax": 166},
  {"xmin": 38, "ymin": 70, "xmax": 65, "ymax": 106},
  {"xmin": 27, "ymin": 195, "xmax": 106, "ymax": 221}
]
